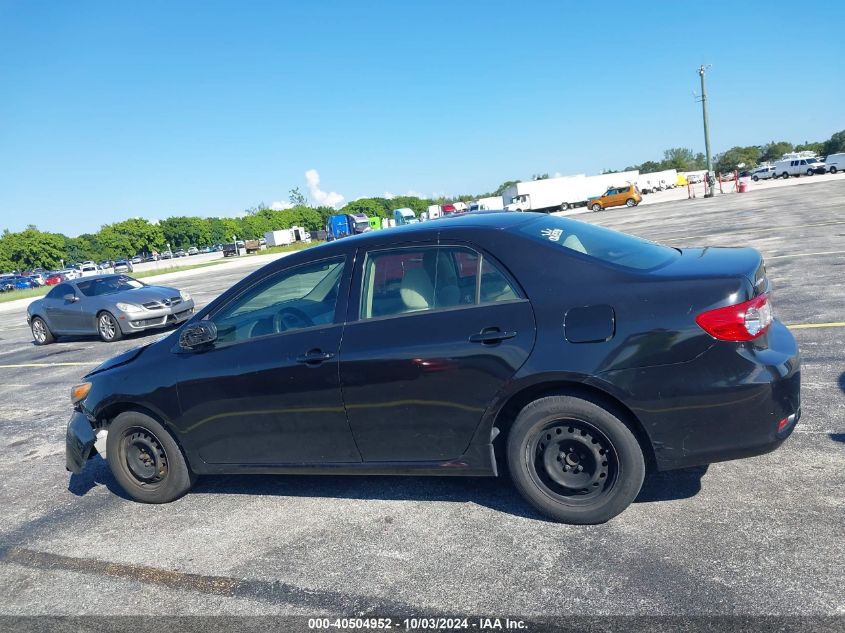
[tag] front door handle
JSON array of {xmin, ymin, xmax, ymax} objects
[
  {"xmin": 296, "ymin": 349, "xmax": 336, "ymax": 365},
  {"xmin": 468, "ymin": 328, "xmax": 517, "ymax": 345}
]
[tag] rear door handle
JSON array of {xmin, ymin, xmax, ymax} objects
[
  {"xmin": 468, "ymin": 328, "xmax": 517, "ymax": 345},
  {"xmin": 296, "ymin": 349, "xmax": 336, "ymax": 365}
]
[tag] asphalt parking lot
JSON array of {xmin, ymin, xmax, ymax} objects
[{"xmin": 0, "ymin": 180, "xmax": 843, "ymax": 620}]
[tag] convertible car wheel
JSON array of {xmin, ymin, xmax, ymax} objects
[
  {"xmin": 507, "ymin": 395, "xmax": 645, "ymax": 524},
  {"xmin": 30, "ymin": 317, "xmax": 55, "ymax": 345},
  {"xmin": 106, "ymin": 411, "xmax": 196, "ymax": 503},
  {"xmin": 98, "ymin": 311, "xmax": 123, "ymax": 342}
]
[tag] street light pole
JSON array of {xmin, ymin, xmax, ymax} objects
[{"xmin": 698, "ymin": 65, "xmax": 715, "ymax": 198}]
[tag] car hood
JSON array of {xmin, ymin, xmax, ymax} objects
[
  {"xmin": 85, "ymin": 343, "xmax": 149, "ymax": 377},
  {"xmin": 115, "ymin": 286, "xmax": 182, "ymax": 305}
]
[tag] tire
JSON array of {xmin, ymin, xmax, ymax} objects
[
  {"xmin": 752, "ymin": 175, "xmax": 759, "ymax": 182},
  {"xmin": 591, "ymin": 203, "xmax": 602, "ymax": 212},
  {"xmin": 625, "ymin": 198, "xmax": 637, "ymax": 207},
  {"xmin": 106, "ymin": 410, "xmax": 196, "ymax": 503},
  {"xmin": 506, "ymin": 395, "xmax": 645, "ymax": 524},
  {"xmin": 560, "ymin": 202, "xmax": 569, "ymax": 212},
  {"xmin": 781, "ymin": 172, "xmax": 789, "ymax": 179},
  {"xmin": 97, "ymin": 311, "xmax": 123, "ymax": 342},
  {"xmin": 830, "ymin": 166, "xmax": 838, "ymax": 174},
  {"xmin": 30, "ymin": 316, "xmax": 55, "ymax": 345},
  {"xmin": 806, "ymin": 169, "xmax": 814, "ymax": 176}
]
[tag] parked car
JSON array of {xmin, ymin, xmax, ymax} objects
[
  {"xmin": 589, "ymin": 184, "xmax": 642, "ymax": 212},
  {"xmin": 751, "ymin": 166, "xmax": 776, "ymax": 181},
  {"xmin": 823, "ymin": 152, "xmax": 845, "ymax": 174},
  {"xmin": 79, "ymin": 262, "xmax": 99, "ymax": 277},
  {"xmin": 187, "ymin": 247, "xmax": 199, "ymax": 256},
  {"xmin": 0, "ymin": 276, "xmax": 15, "ymax": 292},
  {"xmin": 774, "ymin": 157, "xmax": 826, "ymax": 178},
  {"xmin": 174, "ymin": 249, "xmax": 187, "ymax": 258},
  {"xmin": 45, "ymin": 272, "xmax": 66, "ymax": 286},
  {"xmin": 28, "ymin": 273, "xmax": 47, "ymax": 286},
  {"xmin": 59, "ymin": 268, "xmax": 80, "ymax": 280},
  {"xmin": 98, "ymin": 260, "xmax": 114, "ymax": 270},
  {"xmin": 64, "ymin": 213, "xmax": 800, "ymax": 524},
  {"xmin": 161, "ymin": 251, "xmax": 173, "ymax": 260},
  {"xmin": 2, "ymin": 275, "xmax": 38, "ymax": 290},
  {"xmin": 113, "ymin": 260, "xmax": 134, "ymax": 273},
  {"xmin": 27, "ymin": 274, "xmax": 194, "ymax": 344}
]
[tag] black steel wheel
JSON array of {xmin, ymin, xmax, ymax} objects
[
  {"xmin": 106, "ymin": 410, "xmax": 195, "ymax": 503},
  {"xmin": 528, "ymin": 419, "xmax": 617, "ymax": 503},
  {"xmin": 507, "ymin": 395, "xmax": 645, "ymax": 524}
]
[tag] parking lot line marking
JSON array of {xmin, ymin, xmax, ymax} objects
[
  {"xmin": 768, "ymin": 250, "xmax": 845, "ymax": 260},
  {"xmin": 787, "ymin": 322, "xmax": 845, "ymax": 330},
  {"xmin": 0, "ymin": 362, "xmax": 98, "ymax": 369}
]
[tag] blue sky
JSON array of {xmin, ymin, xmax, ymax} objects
[{"xmin": 1, "ymin": 0, "xmax": 843, "ymax": 236}]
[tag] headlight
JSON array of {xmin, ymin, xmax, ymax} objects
[
  {"xmin": 180, "ymin": 290, "xmax": 191, "ymax": 301},
  {"xmin": 115, "ymin": 302, "xmax": 144, "ymax": 313},
  {"xmin": 71, "ymin": 382, "xmax": 91, "ymax": 404}
]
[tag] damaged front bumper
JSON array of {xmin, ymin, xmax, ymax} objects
[{"xmin": 65, "ymin": 410, "xmax": 96, "ymax": 473}]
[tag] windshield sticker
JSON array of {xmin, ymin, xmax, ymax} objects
[{"xmin": 541, "ymin": 228, "xmax": 563, "ymax": 242}]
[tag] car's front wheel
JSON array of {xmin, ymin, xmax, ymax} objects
[
  {"xmin": 97, "ymin": 311, "xmax": 123, "ymax": 342},
  {"xmin": 806, "ymin": 169, "xmax": 814, "ymax": 176},
  {"xmin": 30, "ymin": 316, "xmax": 54, "ymax": 345},
  {"xmin": 106, "ymin": 411, "xmax": 196, "ymax": 503},
  {"xmin": 752, "ymin": 175, "xmax": 759, "ymax": 182},
  {"xmin": 591, "ymin": 203, "xmax": 602, "ymax": 212},
  {"xmin": 507, "ymin": 395, "xmax": 645, "ymax": 524}
]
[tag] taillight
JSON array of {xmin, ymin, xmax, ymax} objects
[{"xmin": 696, "ymin": 293, "xmax": 773, "ymax": 341}]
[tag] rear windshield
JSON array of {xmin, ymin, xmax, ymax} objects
[{"xmin": 520, "ymin": 216, "xmax": 679, "ymax": 270}]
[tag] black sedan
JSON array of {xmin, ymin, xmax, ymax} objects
[{"xmin": 65, "ymin": 213, "xmax": 800, "ymax": 524}]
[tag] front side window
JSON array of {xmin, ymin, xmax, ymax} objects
[
  {"xmin": 212, "ymin": 257, "xmax": 345, "ymax": 345},
  {"xmin": 47, "ymin": 283, "xmax": 72, "ymax": 299},
  {"xmin": 360, "ymin": 246, "xmax": 518, "ymax": 320}
]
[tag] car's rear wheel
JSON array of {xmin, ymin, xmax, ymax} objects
[
  {"xmin": 752, "ymin": 175, "xmax": 759, "ymax": 182},
  {"xmin": 97, "ymin": 311, "xmax": 123, "ymax": 342},
  {"xmin": 625, "ymin": 198, "xmax": 637, "ymax": 207},
  {"xmin": 591, "ymin": 203, "xmax": 602, "ymax": 212},
  {"xmin": 507, "ymin": 395, "xmax": 645, "ymax": 524},
  {"xmin": 31, "ymin": 317, "xmax": 54, "ymax": 345},
  {"xmin": 830, "ymin": 166, "xmax": 838, "ymax": 174},
  {"xmin": 106, "ymin": 411, "xmax": 196, "ymax": 503}
]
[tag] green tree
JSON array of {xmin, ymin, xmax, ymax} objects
[
  {"xmin": 0, "ymin": 227, "xmax": 67, "ymax": 270},
  {"xmin": 714, "ymin": 146, "xmax": 762, "ymax": 174},
  {"xmin": 207, "ymin": 217, "xmax": 241, "ymax": 244},
  {"xmin": 289, "ymin": 187, "xmax": 307, "ymax": 206},
  {"xmin": 823, "ymin": 130, "xmax": 845, "ymax": 156},
  {"xmin": 761, "ymin": 141, "xmax": 794, "ymax": 163},
  {"xmin": 159, "ymin": 216, "xmax": 211, "ymax": 249},
  {"xmin": 795, "ymin": 141, "xmax": 824, "ymax": 155},
  {"xmin": 341, "ymin": 198, "xmax": 388, "ymax": 219},
  {"xmin": 494, "ymin": 180, "xmax": 519, "ymax": 195},
  {"xmin": 662, "ymin": 148, "xmax": 698, "ymax": 171}
]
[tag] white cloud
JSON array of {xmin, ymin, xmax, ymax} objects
[
  {"xmin": 270, "ymin": 200, "xmax": 294, "ymax": 210},
  {"xmin": 383, "ymin": 191, "xmax": 395, "ymax": 199},
  {"xmin": 405, "ymin": 190, "xmax": 424, "ymax": 198},
  {"xmin": 305, "ymin": 169, "xmax": 345, "ymax": 208}
]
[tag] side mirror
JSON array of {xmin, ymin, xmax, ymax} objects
[
  {"xmin": 179, "ymin": 320, "xmax": 217, "ymax": 350},
  {"xmin": 64, "ymin": 294, "xmax": 78, "ymax": 303}
]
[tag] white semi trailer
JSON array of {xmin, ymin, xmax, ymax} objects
[
  {"xmin": 636, "ymin": 169, "xmax": 678, "ymax": 193},
  {"xmin": 264, "ymin": 229, "xmax": 295, "ymax": 247},
  {"xmin": 502, "ymin": 175, "xmax": 591, "ymax": 212}
]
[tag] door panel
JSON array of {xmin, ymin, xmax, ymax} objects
[
  {"xmin": 44, "ymin": 289, "xmax": 84, "ymax": 333},
  {"xmin": 176, "ymin": 325, "xmax": 360, "ymax": 464},
  {"xmin": 339, "ymin": 301, "xmax": 535, "ymax": 461}
]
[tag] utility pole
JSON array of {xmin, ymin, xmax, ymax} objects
[{"xmin": 698, "ymin": 65, "xmax": 715, "ymax": 197}]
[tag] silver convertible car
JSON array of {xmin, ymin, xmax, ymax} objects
[{"xmin": 27, "ymin": 274, "xmax": 194, "ymax": 344}]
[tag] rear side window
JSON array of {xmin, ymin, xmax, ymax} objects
[
  {"xmin": 520, "ymin": 216, "xmax": 679, "ymax": 271},
  {"xmin": 361, "ymin": 246, "xmax": 518, "ymax": 320}
]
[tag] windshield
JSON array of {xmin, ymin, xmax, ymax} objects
[
  {"xmin": 77, "ymin": 275, "xmax": 145, "ymax": 297},
  {"xmin": 520, "ymin": 216, "xmax": 679, "ymax": 270},
  {"xmin": 354, "ymin": 220, "xmax": 370, "ymax": 230}
]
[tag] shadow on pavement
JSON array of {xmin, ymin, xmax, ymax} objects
[{"xmin": 68, "ymin": 456, "xmax": 707, "ymax": 522}]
